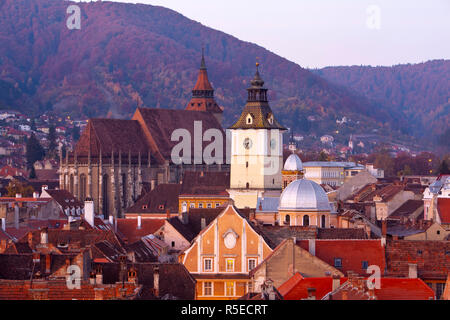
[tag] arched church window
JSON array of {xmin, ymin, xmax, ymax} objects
[
  {"xmin": 102, "ymin": 174, "xmax": 109, "ymax": 219},
  {"xmin": 69, "ymin": 174, "xmax": 74, "ymax": 194},
  {"xmin": 321, "ymin": 215, "xmax": 326, "ymax": 228},
  {"xmin": 303, "ymin": 215, "xmax": 310, "ymax": 226},
  {"xmin": 79, "ymin": 174, "xmax": 86, "ymax": 201}
]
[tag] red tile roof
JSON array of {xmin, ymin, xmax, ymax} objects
[
  {"xmin": 116, "ymin": 219, "xmax": 165, "ymax": 244},
  {"xmin": 126, "ymin": 184, "xmax": 181, "ymax": 215},
  {"xmin": 375, "ymin": 278, "xmax": 435, "ymax": 300},
  {"xmin": 278, "ymin": 274, "xmax": 347, "ymax": 300},
  {"xmin": 297, "ymin": 239, "xmax": 386, "ymax": 276},
  {"xmin": 437, "ymin": 198, "xmax": 450, "ymax": 224},
  {"xmin": 180, "ymin": 171, "xmax": 230, "ymax": 196},
  {"xmin": 385, "ymin": 240, "xmax": 450, "ymax": 280}
]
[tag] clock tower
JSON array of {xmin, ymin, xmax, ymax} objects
[{"xmin": 227, "ymin": 64, "xmax": 287, "ymax": 209}]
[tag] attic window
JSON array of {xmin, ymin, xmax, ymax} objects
[
  {"xmin": 362, "ymin": 261, "xmax": 369, "ymax": 270},
  {"xmin": 246, "ymin": 114, "xmax": 253, "ymax": 124},
  {"xmin": 142, "ymin": 205, "xmax": 148, "ymax": 210},
  {"xmin": 334, "ymin": 258, "xmax": 342, "ymax": 268},
  {"xmin": 159, "ymin": 205, "xmax": 165, "ymax": 210},
  {"xmin": 267, "ymin": 114, "xmax": 274, "ymax": 124}
]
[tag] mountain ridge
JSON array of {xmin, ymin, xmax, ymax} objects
[{"xmin": 0, "ymin": 0, "xmax": 447, "ymax": 151}]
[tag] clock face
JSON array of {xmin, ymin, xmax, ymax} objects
[
  {"xmin": 224, "ymin": 233, "xmax": 236, "ymax": 249},
  {"xmin": 243, "ymin": 138, "xmax": 252, "ymax": 150},
  {"xmin": 270, "ymin": 138, "xmax": 277, "ymax": 150}
]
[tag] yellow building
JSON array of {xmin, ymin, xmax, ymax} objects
[{"xmin": 180, "ymin": 205, "xmax": 272, "ymax": 300}]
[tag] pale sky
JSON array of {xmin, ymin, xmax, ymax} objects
[{"xmin": 77, "ymin": 0, "xmax": 450, "ymax": 68}]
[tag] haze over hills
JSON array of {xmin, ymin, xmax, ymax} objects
[
  {"xmin": 312, "ymin": 60, "xmax": 450, "ymax": 147},
  {"xmin": 0, "ymin": 0, "xmax": 447, "ymax": 151}
]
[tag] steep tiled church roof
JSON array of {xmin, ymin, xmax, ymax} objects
[
  {"xmin": 133, "ymin": 108, "xmax": 226, "ymax": 164},
  {"xmin": 75, "ymin": 119, "xmax": 150, "ymax": 157}
]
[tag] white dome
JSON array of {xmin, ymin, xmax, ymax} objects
[
  {"xmin": 284, "ymin": 154, "xmax": 303, "ymax": 171},
  {"xmin": 279, "ymin": 179, "xmax": 330, "ymax": 211}
]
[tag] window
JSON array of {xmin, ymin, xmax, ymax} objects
[
  {"xmin": 171, "ymin": 241, "xmax": 175, "ymax": 248},
  {"xmin": 303, "ymin": 215, "xmax": 310, "ymax": 226},
  {"xmin": 321, "ymin": 215, "xmax": 326, "ymax": 228},
  {"xmin": 215, "ymin": 203, "xmax": 220, "ymax": 208},
  {"xmin": 203, "ymin": 282, "xmax": 213, "ymax": 296},
  {"xmin": 285, "ymin": 215, "xmax": 290, "ymax": 225},
  {"xmin": 226, "ymin": 258, "xmax": 235, "ymax": 272},
  {"xmin": 246, "ymin": 182, "xmax": 250, "ymax": 189},
  {"xmin": 203, "ymin": 258, "xmax": 213, "ymax": 272},
  {"xmin": 225, "ymin": 282, "xmax": 235, "ymax": 296},
  {"xmin": 207, "ymin": 203, "xmax": 212, "ymax": 209},
  {"xmin": 199, "ymin": 203, "xmax": 203, "ymax": 209},
  {"xmin": 246, "ymin": 161, "xmax": 249, "ymax": 168},
  {"xmin": 190, "ymin": 203, "xmax": 195, "ymax": 208},
  {"xmin": 247, "ymin": 281, "xmax": 253, "ymax": 294},
  {"xmin": 248, "ymin": 259, "xmax": 257, "ymax": 272},
  {"xmin": 362, "ymin": 261, "xmax": 369, "ymax": 270},
  {"xmin": 334, "ymin": 258, "xmax": 342, "ymax": 268}
]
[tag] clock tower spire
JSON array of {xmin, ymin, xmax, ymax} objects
[{"xmin": 228, "ymin": 64, "xmax": 287, "ymax": 209}]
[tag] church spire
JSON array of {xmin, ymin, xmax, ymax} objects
[{"xmin": 186, "ymin": 50, "xmax": 223, "ymax": 122}]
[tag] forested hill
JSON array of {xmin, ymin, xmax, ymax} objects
[
  {"xmin": 313, "ymin": 60, "xmax": 450, "ymax": 146},
  {"xmin": 0, "ymin": 0, "xmax": 445, "ymax": 150}
]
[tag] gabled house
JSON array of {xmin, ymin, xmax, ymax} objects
[{"xmin": 180, "ymin": 205, "xmax": 272, "ymax": 300}]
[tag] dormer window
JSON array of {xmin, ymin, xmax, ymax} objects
[
  {"xmin": 142, "ymin": 205, "xmax": 148, "ymax": 210},
  {"xmin": 246, "ymin": 114, "xmax": 253, "ymax": 124},
  {"xmin": 158, "ymin": 205, "xmax": 165, "ymax": 210},
  {"xmin": 267, "ymin": 113, "xmax": 274, "ymax": 124}
]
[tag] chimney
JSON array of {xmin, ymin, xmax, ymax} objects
[
  {"xmin": 408, "ymin": 263, "xmax": 418, "ymax": 279},
  {"xmin": 137, "ymin": 215, "xmax": 142, "ymax": 230},
  {"xmin": 45, "ymin": 254, "xmax": 51, "ymax": 274},
  {"xmin": 153, "ymin": 266, "xmax": 160, "ymax": 298},
  {"xmin": 40, "ymin": 227, "xmax": 48, "ymax": 245},
  {"xmin": 151, "ymin": 180, "xmax": 156, "ymax": 191},
  {"xmin": 89, "ymin": 272, "xmax": 96, "ymax": 285},
  {"xmin": 381, "ymin": 219, "xmax": 387, "ymax": 246},
  {"xmin": 307, "ymin": 288, "xmax": 316, "ymax": 300},
  {"xmin": 84, "ymin": 198, "xmax": 95, "ymax": 228},
  {"xmin": 14, "ymin": 204, "xmax": 19, "ymax": 229},
  {"xmin": 109, "ymin": 215, "xmax": 114, "ymax": 225},
  {"xmin": 15, "ymin": 193, "xmax": 22, "ymax": 198},
  {"xmin": 166, "ymin": 209, "xmax": 170, "ymax": 220},
  {"xmin": 308, "ymin": 239, "xmax": 316, "ymax": 256},
  {"xmin": 1, "ymin": 218, "xmax": 5, "ymax": 231},
  {"xmin": 332, "ymin": 275, "xmax": 341, "ymax": 291},
  {"xmin": 182, "ymin": 211, "xmax": 189, "ymax": 225},
  {"xmin": 96, "ymin": 266, "xmax": 103, "ymax": 285},
  {"xmin": 201, "ymin": 218, "xmax": 206, "ymax": 230},
  {"xmin": 32, "ymin": 191, "xmax": 39, "ymax": 199}
]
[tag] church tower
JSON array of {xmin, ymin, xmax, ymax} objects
[
  {"xmin": 227, "ymin": 64, "xmax": 287, "ymax": 209},
  {"xmin": 186, "ymin": 49, "xmax": 223, "ymax": 124}
]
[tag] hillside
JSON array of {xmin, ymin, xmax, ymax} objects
[
  {"xmin": 0, "ymin": 0, "xmax": 443, "ymax": 150},
  {"xmin": 313, "ymin": 60, "xmax": 450, "ymax": 146}
]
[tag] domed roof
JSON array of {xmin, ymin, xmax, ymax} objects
[
  {"xmin": 284, "ymin": 154, "xmax": 303, "ymax": 171},
  {"xmin": 279, "ymin": 179, "xmax": 330, "ymax": 211}
]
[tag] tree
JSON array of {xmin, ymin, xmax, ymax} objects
[
  {"xmin": 47, "ymin": 125, "xmax": 57, "ymax": 157},
  {"xmin": 26, "ymin": 133, "xmax": 45, "ymax": 169},
  {"xmin": 438, "ymin": 160, "xmax": 450, "ymax": 174},
  {"xmin": 29, "ymin": 166, "xmax": 37, "ymax": 179},
  {"xmin": 30, "ymin": 119, "xmax": 37, "ymax": 131},
  {"xmin": 374, "ymin": 150, "xmax": 395, "ymax": 177},
  {"xmin": 72, "ymin": 126, "xmax": 80, "ymax": 141},
  {"xmin": 319, "ymin": 151, "xmax": 328, "ymax": 161},
  {"xmin": 6, "ymin": 180, "xmax": 34, "ymax": 197}
]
